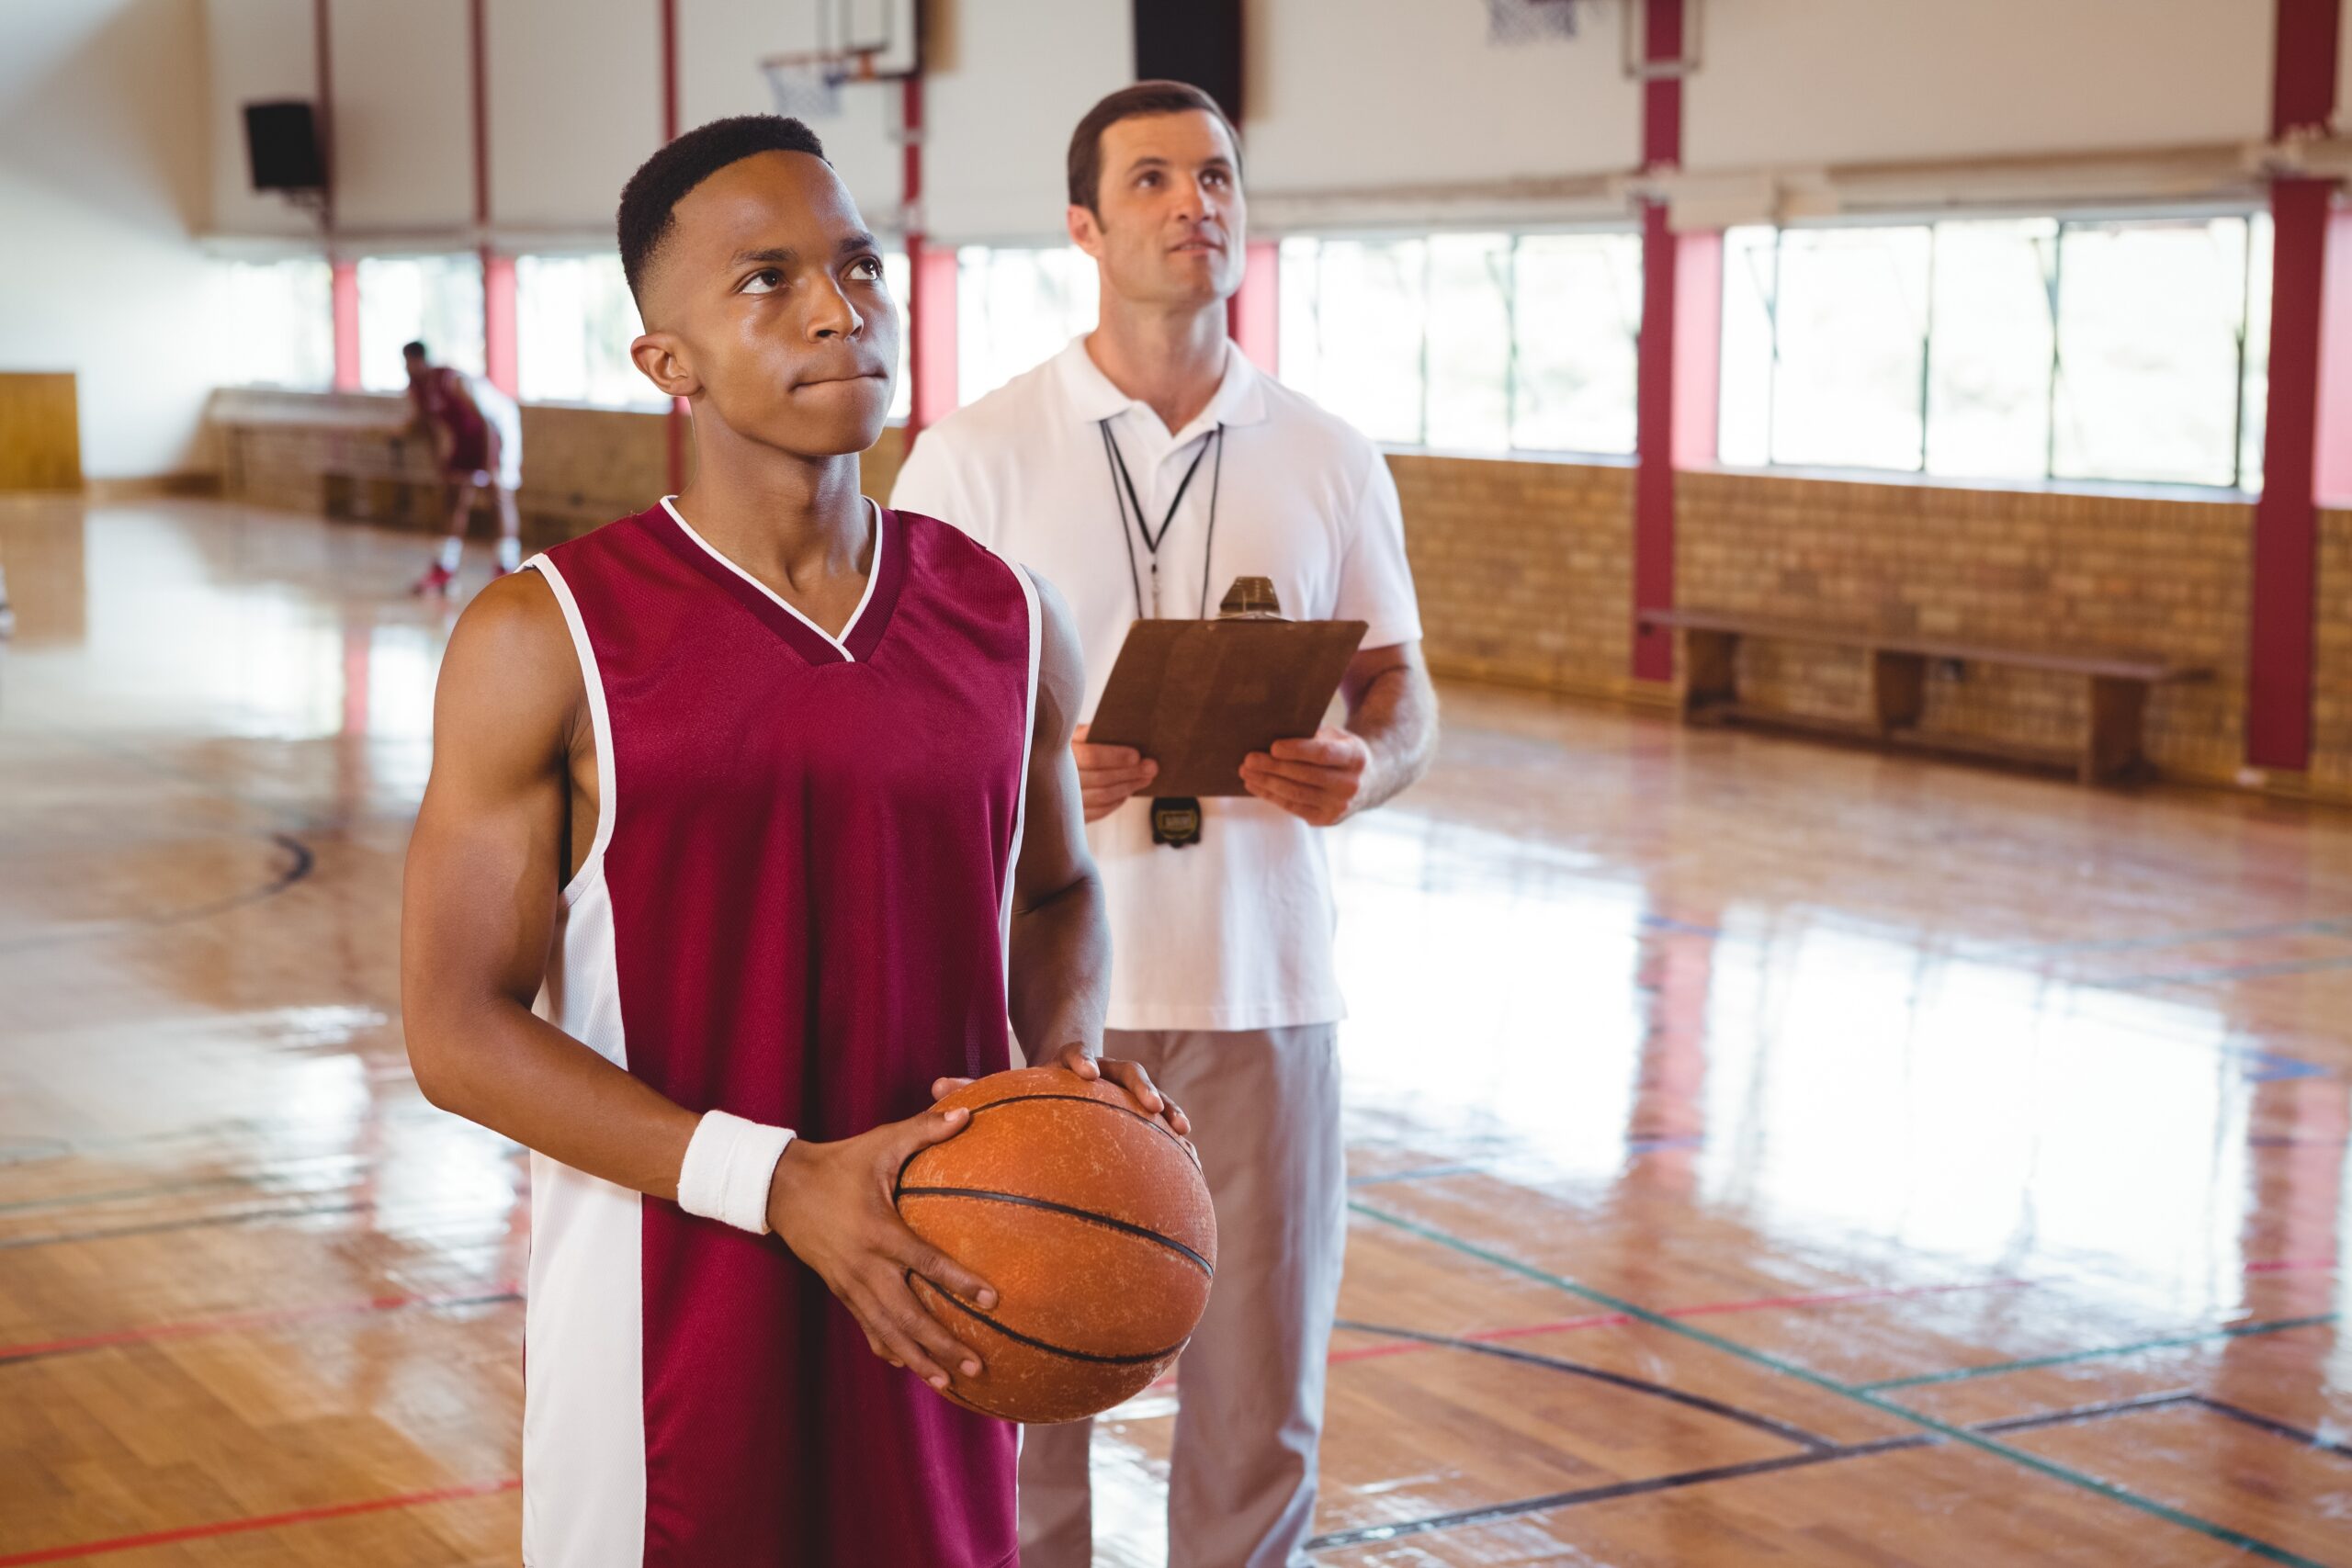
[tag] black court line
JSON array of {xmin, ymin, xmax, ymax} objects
[
  {"xmin": 1303, "ymin": 1435, "xmax": 1932, "ymax": 1551},
  {"xmin": 1303, "ymin": 1391, "xmax": 2215, "ymax": 1553},
  {"xmin": 2192, "ymin": 1396, "xmax": 2352, "ymax": 1461},
  {"xmin": 0, "ymin": 1198, "xmax": 373, "ymax": 1251},
  {"xmin": 1351, "ymin": 1201, "xmax": 2331, "ymax": 1567},
  {"xmin": 0, "ymin": 1290, "xmax": 523, "ymax": 1371},
  {"xmin": 0, "ymin": 830, "xmax": 314, "ymax": 955},
  {"xmin": 1335, "ymin": 1318, "xmax": 1838, "ymax": 1453}
]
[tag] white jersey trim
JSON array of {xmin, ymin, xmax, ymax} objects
[
  {"xmin": 1001, "ymin": 559, "xmax": 1043, "ymax": 965},
  {"xmin": 658, "ymin": 495, "xmax": 883, "ymax": 661},
  {"xmin": 524, "ymin": 555, "xmax": 616, "ymax": 908}
]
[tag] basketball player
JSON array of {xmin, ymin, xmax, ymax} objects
[
  {"xmin": 403, "ymin": 340, "xmax": 524, "ymax": 594},
  {"xmin": 893, "ymin": 81, "xmax": 1438, "ymax": 1568},
  {"xmin": 401, "ymin": 115, "xmax": 1182, "ymax": 1566}
]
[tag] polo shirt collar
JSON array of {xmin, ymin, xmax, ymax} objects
[{"xmin": 1054, "ymin": 333, "xmax": 1269, "ymax": 438}]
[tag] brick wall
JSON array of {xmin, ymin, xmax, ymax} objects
[
  {"xmin": 1677, "ymin": 470, "xmax": 2254, "ymax": 783},
  {"xmin": 2318, "ymin": 508, "xmax": 2352, "ymax": 799},
  {"xmin": 212, "ymin": 390, "xmax": 908, "ymax": 547},
  {"xmin": 1387, "ymin": 453, "xmax": 1635, "ymax": 699}
]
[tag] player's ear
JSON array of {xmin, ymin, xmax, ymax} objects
[
  {"xmin": 630, "ymin": 333, "xmax": 700, "ymax": 400},
  {"xmin": 1067, "ymin": 204, "xmax": 1105, "ymax": 260}
]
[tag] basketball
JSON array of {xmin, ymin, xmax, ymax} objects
[{"xmin": 895, "ymin": 1066, "xmax": 1218, "ymax": 1424}]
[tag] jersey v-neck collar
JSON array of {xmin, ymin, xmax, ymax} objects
[{"xmin": 649, "ymin": 494, "xmax": 903, "ymax": 666}]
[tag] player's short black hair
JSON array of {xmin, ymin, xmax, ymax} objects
[
  {"xmin": 401, "ymin": 341, "xmax": 427, "ymax": 359},
  {"xmin": 617, "ymin": 115, "xmax": 830, "ymax": 302},
  {"xmin": 1068, "ymin": 80, "xmax": 1240, "ymax": 215}
]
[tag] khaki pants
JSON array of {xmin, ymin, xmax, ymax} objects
[{"xmin": 1019, "ymin": 1024, "xmax": 1345, "ymax": 1568}]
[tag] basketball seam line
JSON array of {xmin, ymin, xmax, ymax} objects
[
  {"xmin": 966, "ymin": 1093, "xmax": 1189, "ymax": 1150},
  {"xmin": 921, "ymin": 1285, "xmax": 1192, "ymax": 1368},
  {"xmin": 895, "ymin": 1186, "xmax": 1214, "ymax": 1276},
  {"xmin": 893, "ymin": 1090, "xmax": 1195, "ymax": 1192}
]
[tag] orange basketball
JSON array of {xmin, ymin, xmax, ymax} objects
[{"xmin": 895, "ymin": 1066, "xmax": 1217, "ymax": 1424}]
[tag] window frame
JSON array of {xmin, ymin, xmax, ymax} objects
[
  {"xmin": 1716, "ymin": 205, "xmax": 2269, "ymax": 497},
  {"xmin": 1280, "ymin": 221, "xmax": 1645, "ymax": 462}
]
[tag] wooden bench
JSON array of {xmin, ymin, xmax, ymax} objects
[{"xmin": 1637, "ymin": 609, "xmax": 2214, "ymax": 784}]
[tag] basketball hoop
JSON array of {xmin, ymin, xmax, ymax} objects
[{"xmin": 759, "ymin": 48, "xmax": 880, "ymax": 122}]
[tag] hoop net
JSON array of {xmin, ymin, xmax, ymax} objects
[{"xmin": 759, "ymin": 51, "xmax": 876, "ymax": 121}]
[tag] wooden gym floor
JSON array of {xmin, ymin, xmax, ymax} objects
[{"xmin": 3, "ymin": 495, "xmax": 2350, "ymax": 1566}]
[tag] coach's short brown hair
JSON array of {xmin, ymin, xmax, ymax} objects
[{"xmin": 1067, "ymin": 80, "xmax": 1241, "ymax": 214}]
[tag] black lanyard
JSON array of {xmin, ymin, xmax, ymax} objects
[{"xmin": 1100, "ymin": 419, "xmax": 1225, "ymax": 620}]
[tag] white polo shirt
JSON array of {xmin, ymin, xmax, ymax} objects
[{"xmin": 891, "ymin": 336, "xmax": 1422, "ymax": 1032}]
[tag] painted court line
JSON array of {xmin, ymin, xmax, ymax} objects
[
  {"xmin": 0, "ymin": 1476, "xmax": 520, "ymax": 1566},
  {"xmin": 1860, "ymin": 1314, "xmax": 2341, "ymax": 1392},
  {"xmin": 1306, "ymin": 1391, "xmax": 2210, "ymax": 1553},
  {"xmin": 0, "ymin": 1286, "xmax": 521, "ymax": 1367},
  {"xmin": 1351, "ymin": 1200, "xmax": 2334, "ymax": 1568},
  {"xmin": 1327, "ymin": 1277, "xmax": 2036, "ymax": 1366}
]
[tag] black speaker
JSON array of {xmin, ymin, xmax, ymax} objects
[
  {"xmin": 243, "ymin": 101, "xmax": 326, "ymax": 192},
  {"xmin": 1133, "ymin": 1, "xmax": 1243, "ymax": 123}
]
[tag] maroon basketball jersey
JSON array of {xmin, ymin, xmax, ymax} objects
[{"xmin": 519, "ymin": 498, "xmax": 1035, "ymax": 1567}]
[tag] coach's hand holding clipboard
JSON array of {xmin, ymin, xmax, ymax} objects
[{"xmin": 1083, "ymin": 577, "xmax": 1366, "ymax": 847}]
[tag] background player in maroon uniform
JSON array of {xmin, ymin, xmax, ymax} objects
[
  {"xmin": 401, "ymin": 116, "xmax": 1181, "ymax": 1565},
  {"xmin": 403, "ymin": 340, "xmax": 524, "ymax": 594}
]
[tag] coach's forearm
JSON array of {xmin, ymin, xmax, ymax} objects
[
  {"xmin": 1006, "ymin": 869, "xmax": 1110, "ymax": 1061},
  {"xmin": 1349, "ymin": 662, "xmax": 1440, "ymax": 815},
  {"xmin": 408, "ymin": 996, "xmax": 697, "ymax": 1200}
]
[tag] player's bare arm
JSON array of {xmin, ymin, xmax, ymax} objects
[
  {"xmin": 1239, "ymin": 639, "xmax": 1438, "ymax": 827},
  {"xmin": 932, "ymin": 574, "xmax": 1190, "ymax": 1136},
  {"xmin": 402, "ymin": 569, "xmax": 997, "ymax": 1390}
]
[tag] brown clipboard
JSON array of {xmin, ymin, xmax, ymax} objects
[{"xmin": 1086, "ymin": 617, "xmax": 1368, "ymax": 796}]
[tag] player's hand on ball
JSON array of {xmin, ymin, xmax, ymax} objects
[
  {"xmin": 765, "ymin": 1109, "xmax": 998, "ymax": 1391},
  {"xmin": 1239, "ymin": 724, "xmax": 1371, "ymax": 827},
  {"xmin": 1071, "ymin": 723, "xmax": 1159, "ymax": 822},
  {"xmin": 1037, "ymin": 1044, "xmax": 1192, "ymax": 1143}
]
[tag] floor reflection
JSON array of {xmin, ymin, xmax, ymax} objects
[{"xmin": 3, "ymin": 499, "xmax": 2349, "ymax": 1565}]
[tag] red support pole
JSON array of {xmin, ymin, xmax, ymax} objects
[
  {"xmin": 660, "ymin": 0, "xmax": 687, "ymax": 491},
  {"xmin": 902, "ymin": 74, "xmax": 957, "ymax": 440},
  {"xmin": 1227, "ymin": 239, "xmax": 1279, "ymax": 375},
  {"xmin": 331, "ymin": 259, "xmax": 361, "ymax": 391},
  {"xmin": 2246, "ymin": 0, "xmax": 2343, "ymax": 772},
  {"xmin": 483, "ymin": 250, "xmax": 519, "ymax": 396},
  {"xmin": 1631, "ymin": 0, "xmax": 1688, "ymax": 685},
  {"xmin": 2316, "ymin": 210, "xmax": 2352, "ymax": 506}
]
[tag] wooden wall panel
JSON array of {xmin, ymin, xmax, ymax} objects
[{"xmin": 0, "ymin": 374, "xmax": 82, "ymax": 492}]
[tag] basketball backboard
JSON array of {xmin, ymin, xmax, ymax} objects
[{"xmin": 764, "ymin": 0, "xmax": 922, "ymax": 80}]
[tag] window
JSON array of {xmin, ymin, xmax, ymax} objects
[
  {"xmin": 1721, "ymin": 212, "xmax": 2270, "ymax": 490},
  {"xmin": 956, "ymin": 246, "xmax": 1098, "ymax": 405},
  {"xmin": 357, "ymin": 255, "xmax": 483, "ymax": 392},
  {"xmin": 884, "ymin": 249, "xmax": 911, "ymax": 423},
  {"xmin": 517, "ymin": 254, "xmax": 663, "ymax": 410},
  {"xmin": 1280, "ymin": 231, "xmax": 1642, "ymax": 455},
  {"xmin": 2052, "ymin": 219, "xmax": 2256, "ymax": 490},
  {"xmin": 212, "ymin": 258, "xmax": 334, "ymax": 390}
]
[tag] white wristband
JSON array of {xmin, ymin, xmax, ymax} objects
[{"xmin": 677, "ymin": 1111, "xmax": 797, "ymax": 1235}]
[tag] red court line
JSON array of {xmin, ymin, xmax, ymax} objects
[
  {"xmin": 0, "ymin": 1477, "xmax": 520, "ymax": 1566},
  {"xmin": 0, "ymin": 1283, "xmax": 522, "ymax": 1365},
  {"xmin": 2245, "ymin": 1257, "xmax": 2338, "ymax": 1274},
  {"xmin": 1324, "ymin": 1277, "xmax": 2037, "ymax": 1366}
]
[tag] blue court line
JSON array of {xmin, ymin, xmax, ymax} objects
[
  {"xmin": 1351, "ymin": 1201, "xmax": 2335, "ymax": 1568},
  {"xmin": 1639, "ymin": 913, "xmax": 1724, "ymax": 939},
  {"xmin": 1860, "ymin": 1314, "xmax": 2342, "ymax": 1392},
  {"xmin": 1990, "ymin": 917, "xmax": 2352, "ymax": 959},
  {"xmin": 1345, "ymin": 1136, "xmax": 1706, "ymax": 1189},
  {"xmin": 2093, "ymin": 953, "xmax": 2352, "ymax": 993}
]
